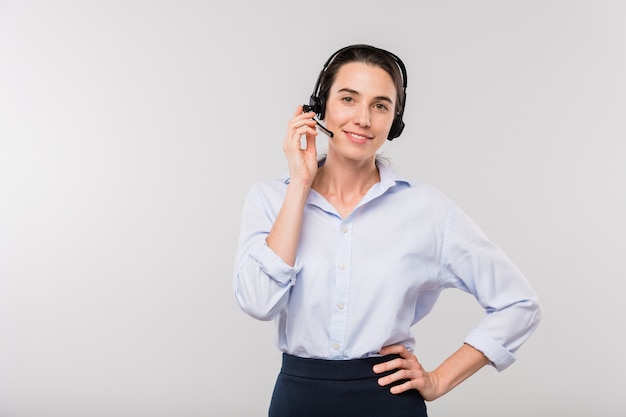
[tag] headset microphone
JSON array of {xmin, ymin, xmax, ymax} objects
[{"xmin": 302, "ymin": 104, "xmax": 334, "ymax": 137}]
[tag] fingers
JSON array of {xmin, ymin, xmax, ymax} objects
[
  {"xmin": 373, "ymin": 345, "xmax": 416, "ymax": 376},
  {"xmin": 291, "ymin": 105, "xmax": 317, "ymax": 132},
  {"xmin": 290, "ymin": 104, "xmax": 316, "ymax": 126},
  {"xmin": 372, "ymin": 356, "xmax": 403, "ymax": 375},
  {"xmin": 283, "ymin": 107, "xmax": 318, "ymax": 156},
  {"xmin": 388, "ymin": 379, "xmax": 415, "ymax": 395},
  {"xmin": 283, "ymin": 125, "xmax": 317, "ymax": 153},
  {"xmin": 373, "ymin": 344, "xmax": 426, "ymax": 395},
  {"xmin": 285, "ymin": 109, "xmax": 317, "ymax": 145},
  {"xmin": 376, "ymin": 367, "xmax": 418, "ymax": 395},
  {"xmin": 293, "ymin": 104, "xmax": 314, "ymax": 117}
]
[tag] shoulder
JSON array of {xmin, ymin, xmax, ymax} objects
[
  {"xmin": 378, "ymin": 159, "xmax": 453, "ymax": 208},
  {"xmin": 244, "ymin": 176, "xmax": 288, "ymax": 206},
  {"xmin": 249, "ymin": 176, "xmax": 288, "ymax": 193}
]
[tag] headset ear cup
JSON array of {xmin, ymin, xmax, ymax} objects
[
  {"xmin": 308, "ymin": 95, "xmax": 324, "ymax": 119},
  {"xmin": 317, "ymin": 97, "xmax": 326, "ymax": 120},
  {"xmin": 388, "ymin": 118, "xmax": 405, "ymax": 140}
]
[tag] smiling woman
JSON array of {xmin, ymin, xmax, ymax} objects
[{"xmin": 232, "ymin": 44, "xmax": 542, "ymax": 417}]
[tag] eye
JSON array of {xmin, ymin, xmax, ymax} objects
[
  {"xmin": 341, "ymin": 96, "xmax": 354, "ymax": 103},
  {"xmin": 374, "ymin": 103, "xmax": 390, "ymax": 111}
]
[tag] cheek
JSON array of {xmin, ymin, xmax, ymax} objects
[
  {"xmin": 324, "ymin": 103, "xmax": 349, "ymax": 123},
  {"xmin": 374, "ymin": 113, "xmax": 395, "ymax": 132}
]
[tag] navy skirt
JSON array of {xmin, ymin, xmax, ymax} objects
[{"xmin": 269, "ymin": 353, "xmax": 427, "ymax": 417}]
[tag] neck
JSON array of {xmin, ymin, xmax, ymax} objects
[{"xmin": 312, "ymin": 155, "xmax": 380, "ymax": 217}]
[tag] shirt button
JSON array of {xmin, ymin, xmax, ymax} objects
[
  {"xmin": 337, "ymin": 303, "xmax": 345, "ymax": 310},
  {"xmin": 333, "ymin": 343, "xmax": 340, "ymax": 350},
  {"xmin": 341, "ymin": 226, "xmax": 349, "ymax": 233},
  {"xmin": 339, "ymin": 263, "xmax": 347, "ymax": 270}
]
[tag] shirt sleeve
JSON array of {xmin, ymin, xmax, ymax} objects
[
  {"xmin": 441, "ymin": 203, "xmax": 543, "ymax": 371},
  {"xmin": 233, "ymin": 183, "xmax": 303, "ymax": 321}
]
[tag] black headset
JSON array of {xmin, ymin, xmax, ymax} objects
[{"xmin": 305, "ymin": 44, "xmax": 408, "ymax": 141}]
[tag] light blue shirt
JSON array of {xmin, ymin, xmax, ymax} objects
[{"xmin": 233, "ymin": 160, "xmax": 542, "ymax": 371}]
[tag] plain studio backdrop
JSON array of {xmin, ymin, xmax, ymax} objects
[{"xmin": 1, "ymin": 1, "xmax": 624, "ymax": 416}]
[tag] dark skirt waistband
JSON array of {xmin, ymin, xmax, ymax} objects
[
  {"xmin": 271, "ymin": 353, "xmax": 427, "ymax": 416},
  {"xmin": 280, "ymin": 353, "xmax": 401, "ymax": 381}
]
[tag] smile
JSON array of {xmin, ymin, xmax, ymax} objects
[{"xmin": 346, "ymin": 131, "xmax": 372, "ymax": 141}]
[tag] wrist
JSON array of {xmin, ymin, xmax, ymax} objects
[{"xmin": 286, "ymin": 181, "xmax": 312, "ymax": 199}]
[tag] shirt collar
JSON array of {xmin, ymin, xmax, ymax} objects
[
  {"xmin": 282, "ymin": 157, "xmax": 413, "ymax": 191},
  {"xmin": 376, "ymin": 158, "xmax": 413, "ymax": 189}
]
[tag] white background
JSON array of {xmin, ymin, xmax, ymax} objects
[{"xmin": 1, "ymin": 1, "xmax": 624, "ymax": 416}]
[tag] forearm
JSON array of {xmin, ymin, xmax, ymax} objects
[
  {"xmin": 266, "ymin": 183, "xmax": 310, "ymax": 266},
  {"xmin": 431, "ymin": 343, "xmax": 489, "ymax": 399}
]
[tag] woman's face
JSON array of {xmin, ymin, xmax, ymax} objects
[{"xmin": 323, "ymin": 62, "xmax": 397, "ymax": 162}]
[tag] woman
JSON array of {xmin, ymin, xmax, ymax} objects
[{"xmin": 233, "ymin": 44, "xmax": 542, "ymax": 417}]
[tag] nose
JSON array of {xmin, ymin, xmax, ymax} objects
[{"xmin": 354, "ymin": 104, "xmax": 371, "ymax": 127}]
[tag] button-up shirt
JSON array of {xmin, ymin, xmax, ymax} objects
[{"xmin": 233, "ymin": 160, "xmax": 542, "ymax": 371}]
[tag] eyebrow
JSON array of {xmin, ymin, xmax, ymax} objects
[{"xmin": 337, "ymin": 88, "xmax": 394, "ymax": 105}]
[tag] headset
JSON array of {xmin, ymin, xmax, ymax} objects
[{"xmin": 303, "ymin": 44, "xmax": 408, "ymax": 141}]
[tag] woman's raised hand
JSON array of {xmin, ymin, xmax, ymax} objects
[{"xmin": 283, "ymin": 105, "xmax": 320, "ymax": 188}]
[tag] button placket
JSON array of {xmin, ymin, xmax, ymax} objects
[{"xmin": 328, "ymin": 221, "xmax": 352, "ymax": 358}]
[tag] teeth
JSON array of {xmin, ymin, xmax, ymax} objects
[{"xmin": 350, "ymin": 133, "xmax": 368, "ymax": 140}]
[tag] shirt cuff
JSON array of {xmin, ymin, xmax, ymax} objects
[
  {"xmin": 464, "ymin": 329, "xmax": 517, "ymax": 372},
  {"xmin": 249, "ymin": 243, "xmax": 302, "ymax": 287}
]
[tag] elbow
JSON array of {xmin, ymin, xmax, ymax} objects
[
  {"xmin": 513, "ymin": 296, "xmax": 543, "ymax": 343},
  {"xmin": 236, "ymin": 298, "xmax": 277, "ymax": 321},
  {"xmin": 530, "ymin": 297, "xmax": 543, "ymax": 330},
  {"xmin": 233, "ymin": 280, "xmax": 285, "ymax": 321},
  {"xmin": 233, "ymin": 257, "xmax": 294, "ymax": 322}
]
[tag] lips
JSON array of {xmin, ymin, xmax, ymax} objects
[{"xmin": 346, "ymin": 131, "xmax": 373, "ymax": 141}]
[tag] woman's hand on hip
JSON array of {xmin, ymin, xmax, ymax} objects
[{"xmin": 373, "ymin": 344, "xmax": 441, "ymax": 401}]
